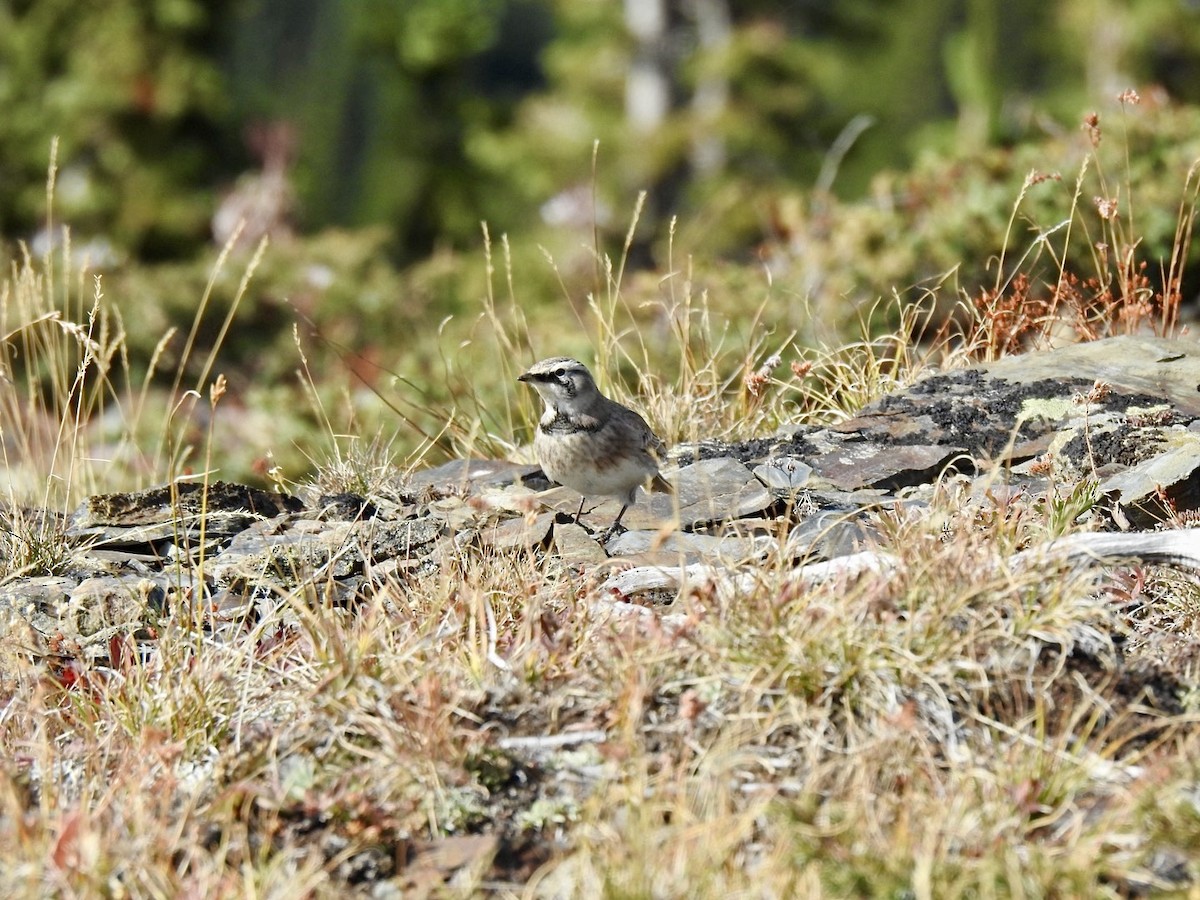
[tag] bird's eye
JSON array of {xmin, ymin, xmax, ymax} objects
[{"xmin": 553, "ymin": 368, "xmax": 566, "ymax": 378}]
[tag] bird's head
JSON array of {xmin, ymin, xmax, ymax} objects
[{"xmin": 517, "ymin": 357, "xmax": 600, "ymax": 411}]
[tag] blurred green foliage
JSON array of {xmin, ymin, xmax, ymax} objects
[
  {"xmin": 225, "ymin": 0, "xmax": 552, "ymax": 259},
  {"xmin": 5, "ymin": 0, "xmax": 1200, "ymax": 471},
  {"xmin": 0, "ymin": 0, "xmax": 234, "ymax": 257},
  {"xmin": 5, "ymin": 0, "xmax": 1200, "ymax": 266}
]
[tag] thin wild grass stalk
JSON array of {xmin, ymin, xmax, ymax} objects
[
  {"xmin": 1161, "ymin": 158, "xmax": 1200, "ymax": 336},
  {"xmin": 195, "ymin": 374, "xmax": 227, "ymax": 586},
  {"xmin": 1, "ymin": 164, "xmax": 261, "ymax": 521},
  {"xmin": 784, "ymin": 292, "xmax": 948, "ymax": 423},
  {"xmin": 156, "ymin": 228, "xmax": 261, "ymax": 480},
  {"xmin": 292, "ymin": 322, "xmax": 436, "ymax": 499},
  {"xmin": 967, "ymin": 96, "xmax": 1188, "ymax": 356}
]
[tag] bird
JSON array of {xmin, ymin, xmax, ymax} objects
[{"xmin": 518, "ymin": 356, "xmax": 672, "ymax": 538}]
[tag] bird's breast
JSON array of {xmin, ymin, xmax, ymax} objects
[{"xmin": 533, "ymin": 426, "xmax": 657, "ymax": 501}]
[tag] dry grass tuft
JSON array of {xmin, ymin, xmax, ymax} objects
[{"xmin": 3, "ymin": 124, "xmax": 1200, "ymax": 895}]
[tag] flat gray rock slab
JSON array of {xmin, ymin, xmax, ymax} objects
[
  {"xmin": 983, "ymin": 335, "xmax": 1200, "ymax": 416},
  {"xmin": 69, "ymin": 481, "xmax": 301, "ymax": 537},
  {"xmin": 785, "ymin": 512, "xmax": 879, "ymax": 561},
  {"xmin": 523, "ymin": 487, "xmax": 665, "ymax": 533},
  {"xmin": 808, "ymin": 442, "xmax": 968, "ymax": 492},
  {"xmin": 479, "ymin": 513, "xmax": 555, "ymax": 551},
  {"xmin": 605, "ymin": 530, "xmax": 767, "ymax": 563},
  {"xmin": 801, "ymin": 335, "xmax": 1199, "ymax": 471},
  {"xmin": 1099, "ymin": 431, "xmax": 1200, "ymax": 526},
  {"xmin": 531, "ymin": 458, "xmax": 772, "ymax": 532},
  {"xmin": 753, "ymin": 457, "xmax": 814, "ymax": 491},
  {"xmin": 0, "ymin": 576, "xmax": 76, "ymax": 619},
  {"xmin": 671, "ymin": 458, "xmax": 774, "ymax": 528},
  {"xmin": 206, "ymin": 516, "xmax": 444, "ymax": 584},
  {"xmin": 550, "ymin": 523, "xmax": 609, "ymax": 567}
]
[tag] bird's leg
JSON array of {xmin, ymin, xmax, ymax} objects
[
  {"xmin": 570, "ymin": 497, "xmax": 605, "ymax": 527},
  {"xmin": 610, "ymin": 504, "xmax": 629, "ymax": 530},
  {"xmin": 600, "ymin": 504, "xmax": 630, "ymax": 543}
]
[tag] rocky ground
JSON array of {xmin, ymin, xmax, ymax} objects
[
  {"xmin": 13, "ymin": 334, "xmax": 1200, "ymax": 643},
  {"xmin": 6, "ymin": 333, "xmax": 1200, "ymax": 892}
]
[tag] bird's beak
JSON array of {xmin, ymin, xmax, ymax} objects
[{"xmin": 517, "ymin": 372, "xmax": 532, "ymax": 383}]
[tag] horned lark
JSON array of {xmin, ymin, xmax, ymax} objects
[{"xmin": 518, "ymin": 356, "xmax": 672, "ymax": 537}]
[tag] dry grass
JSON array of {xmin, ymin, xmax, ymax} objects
[
  {"xmin": 0, "ymin": 484, "xmax": 1195, "ymax": 896},
  {"xmin": 2, "ymin": 121, "xmax": 1200, "ymax": 896}
]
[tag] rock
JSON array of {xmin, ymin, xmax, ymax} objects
[
  {"xmin": 406, "ymin": 459, "xmax": 541, "ymax": 496},
  {"xmin": 65, "ymin": 575, "xmax": 169, "ymax": 635},
  {"xmin": 1099, "ymin": 431, "xmax": 1200, "ymax": 526},
  {"xmin": 205, "ymin": 516, "xmax": 346, "ymax": 583},
  {"xmin": 605, "ymin": 530, "xmax": 767, "ymax": 564},
  {"xmin": 752, "ymin": 457, "xmax": 814, "ymax": 492},
  {"xmin": 784, "ymin": 511, "xmax": 879, "ymax": 561},
  {"xmin": 479, "ymin": 514, "xmax": 555, "ymax": 551},
  {"xmin": 313, "ymin": 493, "xmax": 381, "ymax": 521},
  {"xmin": 365, "ymin": 518, "xmax": 445, "ymax": 560},
  {"xmin": 0, "ymin": 576, "xmax": 75, "ymax": 622},
  {"xmin": 982, "ymin": 334, "xmax": 1200, "ymax": 416},
  {"xmin": 671, "ymin": 458, "xmax": 774, "ymax": 528},
  {"xmin": 71, "ymin": 481, "xmax": 301, "ymax": 531},
  {"xmin": 550, "ymin": 524, "xmax": 609, "ymax": 567},
  {"xmin": 206, "ymin": 515, "xmax": 444, "ymax": 585},
  {"xmin": 807, "ymin": 441, "xmax": 970, "ymax": 491},
  {"xmin": 427, "ymin": 496, "xmax": 482, "ymax": 531},
  {"xmin": 16, "ymin": 333, "xmax": 1200, "ymax": 645}
]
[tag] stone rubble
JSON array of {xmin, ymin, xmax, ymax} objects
[{"xmin": 6, "ymin": 334, "xmax": 1200, "ymax": 661}]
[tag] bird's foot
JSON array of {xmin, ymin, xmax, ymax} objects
[
  {"xmin": 598, "ymin": 506, "xmax": 630, "ymax": 544},
  {"xmin": 598, "ymin": 525, "xmax": 625, "ymax": 546}
]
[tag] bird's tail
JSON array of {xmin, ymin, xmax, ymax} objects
[{"xmin": 649, "ymin": 472, "xmax": 673, "ymax": 494}]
